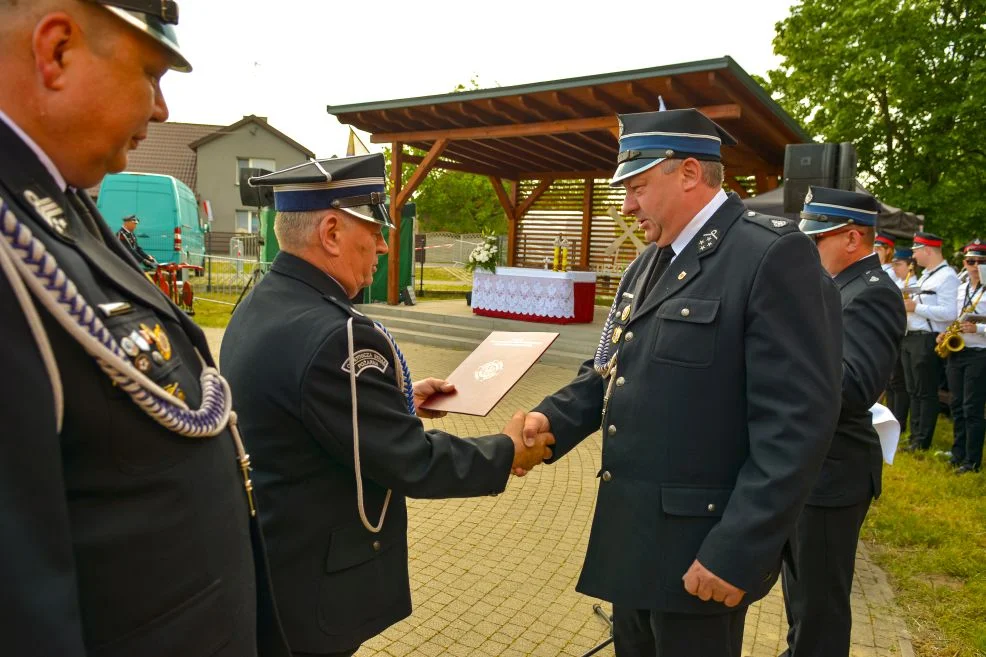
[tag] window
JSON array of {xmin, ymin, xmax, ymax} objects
[
  {"xmin": 235, "ymin": 209, "xmax": 261, "ymax": 233},
  {"xmin": 236, "ymin": 157, "xmax": 277, "ymax": 184}
]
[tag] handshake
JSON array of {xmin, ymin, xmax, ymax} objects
[
  {"xmin": 503, "ymin": 410, "xmax": 554, "ymax": 477},
  {"xmin": 412, "ymin": 378, "xmax": 555, "ymax": 478}
]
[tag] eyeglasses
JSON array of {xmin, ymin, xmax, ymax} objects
[
  {"xmin": 811, "ymin": 227, "xmax": 856, "ymax": 243},
  {"xmin": 965, "ymin": 258, "xmax": 985, "ymax": 264}
]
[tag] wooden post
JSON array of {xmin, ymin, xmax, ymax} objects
[
  {"xmin": 580, "ymin": 178, "xmax": 593, "ymax": 269},
  {"xmin": 387, "ymin": 140, "xmax": 447, "ymax": 305},
  {"xmin": 387, "ymin": 143, "xmax": 404, "ymax": 305},
  {"xmin": 507, "ymin": 180, "xmax": 519, "ymax": 266}
]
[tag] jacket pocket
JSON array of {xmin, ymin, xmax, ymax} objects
[
  {"xmin": 317, "ymin": 522, "xmax": 410, "ymax": 637},
  {"xmin": 89, "ymin": 579, "xmax": 230, "ymax": 657},
  {"xmin": 652, "ymin": 298, "xmax": 720, "ymax": 368},
  {"xmin": 659, "ymin": 486, "xmax": 732, "ymax": 592}
]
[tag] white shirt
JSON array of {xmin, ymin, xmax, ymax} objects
[
  {"xmin": 906, "ymin": 261, "xmax": 959, "ymax": 333},
  {"xmin": 956, "ymin": 280, "xmax": 986, "ymax": 348},
  {"xmin": 0, "ymin": 107, "xmax": 67, "ymax": 191},
  {"xmin": 671, "ymin": 189, "xmax": 728, "ymax": 263}
]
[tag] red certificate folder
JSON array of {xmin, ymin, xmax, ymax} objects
[{"xmin": 418, "ymin": 331, "xmax": 559, "ymax": 416}]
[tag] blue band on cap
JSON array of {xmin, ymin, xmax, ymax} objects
[
  {"xmin": 274, "ymin": 184, "xmax": 383, "ymax": 212},
  {"xmin": 803, "ymin": 202, "xmax": 876, "ymax": 226},
  {"xmin": 619, "ymin": 133, "xmax": 721, "ymax": 159}
]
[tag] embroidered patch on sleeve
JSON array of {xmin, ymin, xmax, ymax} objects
[{"xmin": 342, "ymin": 349, "xmax": 389, "ymax": 377}]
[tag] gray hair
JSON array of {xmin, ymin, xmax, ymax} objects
[
  {"xmin": 657, "ymin": 158, "xmax": 725, "ymax": 188},
  {"xmin": 273, "ymin": 210, "xmax": 331, "ymax": 252}
]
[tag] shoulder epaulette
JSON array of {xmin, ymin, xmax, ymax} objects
[
  {"xmin": 743, "ymin": 210, "xmax": 797, "ymax": 235},
  {"xmin": 323, "ymin": 295, "xmax": 367, "ymax": 319}
]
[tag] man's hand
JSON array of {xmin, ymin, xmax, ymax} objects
[
  {"xmin": 682, "ymin": 559, "xmax": 746, "ymax": 607},
  {"xmin": 904, "ymin": 298, "xmax": 917, "ymax": 312},
  {"xmin": 502, "ymin": 411, "xmax": 554, "ymax": 476},
  {"xmin": 412, "ymin": 378, "xmax": 454, "ymax": 419},
  {"xmin": 960, "ymin": 321, "xmax": 978, "ymax": 334}
]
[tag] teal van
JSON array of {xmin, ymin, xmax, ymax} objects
[{"xmin": 96, "ymin": 172, "xmax": 206, "ymax": 268}]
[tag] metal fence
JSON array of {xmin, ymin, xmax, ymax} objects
[
  {"xmin": 205, "ymin": 231, "xmax": 262, "ymax": 258},
  {"xmin": 193, "ymin": 254, "xmax": 271, "ymax": 298},
  {"xmin": 418, "ymin": 232, "xmax": 507, "ymax": 266}
]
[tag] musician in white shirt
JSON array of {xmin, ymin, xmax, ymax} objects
[
  {"xmin": 940, "ymin": 244, "xmax": 986, "ymax": 473},
  {"xmin": 886, "ymin": 248, "xmax": 914, "ymax": 426},
  {"xmin": 901, "ymin": 232, "xmax": 959, "ymax": 451}
]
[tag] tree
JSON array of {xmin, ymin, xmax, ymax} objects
[
  {"xmin": 380, "ymin": 76, "xmax": 510, "ymax": 235},
  {"xmin": 764, "ymin": 0, "xmax": 986, "ymax": 251},
  {"xmin": 383, "ymin": 146, "xmax": 509, "ymax": 234}
]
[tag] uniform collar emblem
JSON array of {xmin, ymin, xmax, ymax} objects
[
  {"xmin": 24, "ymin": 190, "xmax": 68, "ymax": 235},
  {"xmin": 772, "ymin": 219, "xmax": 787, "ymax": 228},
  {"xmin": 697, "ymin": 229, "xmax": 719, "ymax": 252}
]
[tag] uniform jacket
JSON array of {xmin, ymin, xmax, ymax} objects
[
  {"xmin": 220, "ymin": 253, "xmax": 515, "ymax": 653},
  {"xmin": 808, "ymin": 253, "xmax": 905, "ymax": 507},
  {"xmin": 534, "ymin": 193, "xmax": 843, "ymax": 614},
  {"xmin": 116, "ymin": 226, "xmax": 154, "ymax": 268},
  {"xmin": 0, "ymin": 121, "xmax": 288, "ymax": 657}
]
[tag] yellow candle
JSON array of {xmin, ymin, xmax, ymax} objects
[{"xmin": 553, "ymin": 245, "xmax": 560, "ymax": 271}]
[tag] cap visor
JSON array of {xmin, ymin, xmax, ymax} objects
[
  {"xmin": 342, "ymin": 204, "xmax": 393, "ymax": 228},
  {"xmin": 911, "ymin": 243, "xmax": 926, "ymax": 250},
  {"xmin": 609, "ymin": 157, "xmax": 666, "ymax": 187},
  {"xmin": 798, "ymin": 218, "xmax": 849, "ymax": 236},
  {"xmin": 103, "ymin": 8, "xmax": 192, "ymax": 72}
]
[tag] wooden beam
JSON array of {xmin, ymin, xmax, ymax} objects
[
  {"xmin": 387, "ymin": 143, "xmax": 404, "ymax": 305},
  {"xmin": 708, "ymin": 72, "xmax": 791, "ymax": 147},
  {"xmin": 395, "ymin": 138, "xmax": 448, "ymax": 209},
  {"xmin": 754, "ymin": 173, "xmax": 770, "ymax": 195},
  {"xmin": 523, "ymin": 168, "xmax": 612, "ymax": 180},
  {"xmin": 766, "ymin": 174, "xmax": 779, "ymax": 191},
  {"xmin": 590, "ymin": 85, "xmax": 641, "ymax": 113},
  {"xmin": 580, "ymin": 178, "xmax": 594, "ymax": 269},
  {"xmin": 507, "ymin": 180, "xmax": 519, "ymax": 266},
  {"xmin": 369, "ymin": 105, "xmax": 741, "ymax": 144},
  {"xmin": 515, "ymin": 179, "xmax": 554, "ymax": 219},
  {"xmin": 625, "ymin": 82, "xmax": 664, "ymax": 110},
  {"xmin": 488, "ymin": 176, "xmax": 516, "ymax": 218},
  {"xmin": 403, "ymin": 153, "xmax": 515, "ymax": 178},
  {"xmin": 729, "ymin": 176, "xmax": 751, "ymax": 199}
]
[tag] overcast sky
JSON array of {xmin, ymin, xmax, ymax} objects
[{"xmin": 160, "ymin": 0, "xmax": 797, "ymax": 158}]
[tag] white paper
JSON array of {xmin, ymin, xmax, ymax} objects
[{"xmin": 870, "ymin": 403, "xmax": 900, "ymax": 465}]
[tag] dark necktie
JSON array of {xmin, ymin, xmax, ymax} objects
[{"xmin": 643, "ymin": 246, "xmax": 675, "ymax": 299}]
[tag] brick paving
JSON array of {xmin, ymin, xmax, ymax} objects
[{"xmin": 205, "ymin": 328, "xmax": 913, "ymax": 657}]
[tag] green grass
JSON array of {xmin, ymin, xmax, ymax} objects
[
  {"xmin": 189, "ymin": 291, "xmax": 241, "ymax": 329},
  {"xmin": 863, "ymin": 417, "xmax": 986, "ymax": 656}
]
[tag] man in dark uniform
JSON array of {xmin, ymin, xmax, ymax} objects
[
  {"xmin": 116, "ymin": 213, "xmax": 158, "ymax": 269},
  {"xmin": 0, "ymin": 2, "xmax": 288, "ymax": 656},
  {"xmin": 521, "ymin": 108, "xmax": 844, "ymax": 656},
  {"xmin": 220, "ymin": 154, "xmax": 555, "ymax": 657},
  {"xmin": 783, "ymin": 187, "xmax": 906, "ymax": 657}
]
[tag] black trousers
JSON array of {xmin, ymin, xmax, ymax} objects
[
  {"xmin": 885, "ymin": 353, "xmax": 909, "ymax": 428},
  {"xmin": 781, "ymin": 499, "xmax": 872, "ymax": 657},
  {"xmin": 612, "ymin": 605, "xmax": 747, "ymax": 657},
  {"xmin": 946, "ymin": 348, "xmax": 986, "ymax": 469},
  {"xmin": 901, "ymin": 332, "xmax": 942, "ymax": 448}
]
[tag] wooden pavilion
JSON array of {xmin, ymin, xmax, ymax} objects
[{"xmin": 326, "ymin": 56, "xmax": 808, "ymax": 304}]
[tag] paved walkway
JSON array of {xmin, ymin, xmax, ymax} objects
[{"xmin": 204, "ymin": 329, "xmax": 913, "ymax": 657}]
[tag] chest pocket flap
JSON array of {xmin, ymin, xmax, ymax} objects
[
  {"xmin": 656, "ymin": 297, "xmax": 720, "ymax": 324},
  {"xmin": 652, "ymin": 298, "xmax": 720, "ymax": 367}
]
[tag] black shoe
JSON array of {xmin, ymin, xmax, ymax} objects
[{"xmin": 957, "ymin": 464, "xmax": 980, "ymax": 474}]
